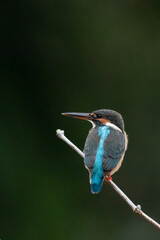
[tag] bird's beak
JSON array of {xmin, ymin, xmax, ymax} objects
[{"xmin": 62, "ymin": 112, "xmax": 91, "ymax": 120}]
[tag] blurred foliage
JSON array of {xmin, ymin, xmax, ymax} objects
[{"xmin": 1, "ymin": 1, "xmax": 160, "ymax": 239}]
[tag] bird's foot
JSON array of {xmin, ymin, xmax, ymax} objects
[{"xmin": 105, "ymin": 174, "xmax": 112, "ymax": 182}]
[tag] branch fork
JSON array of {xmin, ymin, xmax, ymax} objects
[{"xmin": 56, "ymin": 129, "xmax": 160, "ymax": 230}]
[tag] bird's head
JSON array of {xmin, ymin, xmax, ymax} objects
[{"xmin": 62, "ymin": 109, "xmax": 124, "ymax": 132}]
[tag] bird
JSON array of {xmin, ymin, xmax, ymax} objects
[{"xmin": 62, "ymin": 109, "xmax": 128, "ymax": 194}]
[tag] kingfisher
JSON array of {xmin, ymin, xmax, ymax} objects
[{"xmin": 62, "ymin": 109, "xmax": 128, "ymax": 194}]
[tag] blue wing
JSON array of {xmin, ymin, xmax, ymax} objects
[
  {"xmin": 83, "ymin": 127, "xmax": 100, "ymax": 170},
  {"xmin": 102, "ymin": 128, "xmax": 126, "ymax": 175},
  {"xmin": 84, "ymin": 127, "xmax": 126, "ymax": 174},
  {"xmin": 83, "ymin": 126, "xmax": 126, "ymax": 193}
]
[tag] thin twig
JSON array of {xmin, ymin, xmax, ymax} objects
[{"xmin": 56, "ymin": 129, "xmax": 160, "ymax": 230}]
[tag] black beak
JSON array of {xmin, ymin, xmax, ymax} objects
[{"xmin": 62, "ymin": 112, "xmax": 91, "ymax": 120}]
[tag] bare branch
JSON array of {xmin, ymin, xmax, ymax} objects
[
  {"xmin": 56, "ymin": 129, "xmax": 160, "ymax": 230},
  {"xmin": 56, "ymin": 129, "xmax": 84, "ymax": 158}
]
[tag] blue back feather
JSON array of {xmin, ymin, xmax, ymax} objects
[{"xmin": 91, "ymin": 126, "xmax": 110, "ymax": 194}]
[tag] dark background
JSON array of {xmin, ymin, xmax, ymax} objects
[{"xmin": 1, "ymin": 1, "xmax": 160, "ymax": 239}]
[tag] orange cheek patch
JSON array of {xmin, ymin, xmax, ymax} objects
[
  {"xmin": 90, "ymin": 113, "xmax": 96, "ymax": 118},
  {"xmin": 99, "ymin": 118, "xmax": 110, "ymax": 125}
]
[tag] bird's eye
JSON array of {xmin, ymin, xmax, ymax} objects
[{"xmin": 96, "ymin": 114, "xmax": 102, "ymax": 118}]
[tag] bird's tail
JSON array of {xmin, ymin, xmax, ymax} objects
[{"xmin": 90, "ymin": 175, "xmax": 104, "ymax": 194}]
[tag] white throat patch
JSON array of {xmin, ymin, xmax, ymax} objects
[
  {"xmin": 105, "ymin": 122, "xmax": 122, "ymax": 132},
  {"xmin": 88, "ymin": 120, "xmax": 96, "ymax": 128},
  {"xmin": 88, "ymin": 120, "xmax": 121, "ymax": 131}
]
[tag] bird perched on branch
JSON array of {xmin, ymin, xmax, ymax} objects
[{"xmin": 62, "ymin": 109, "xmax": 128, "ymax": 194}]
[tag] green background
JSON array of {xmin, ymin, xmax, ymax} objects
[{"xmin": 1, "ymin": 1, "xmax": 160, "ymax": 239}]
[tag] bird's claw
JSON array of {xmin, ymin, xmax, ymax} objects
[{"xmin": 105, "ymin": 174, "xmax": 112, "ymax": 182}]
